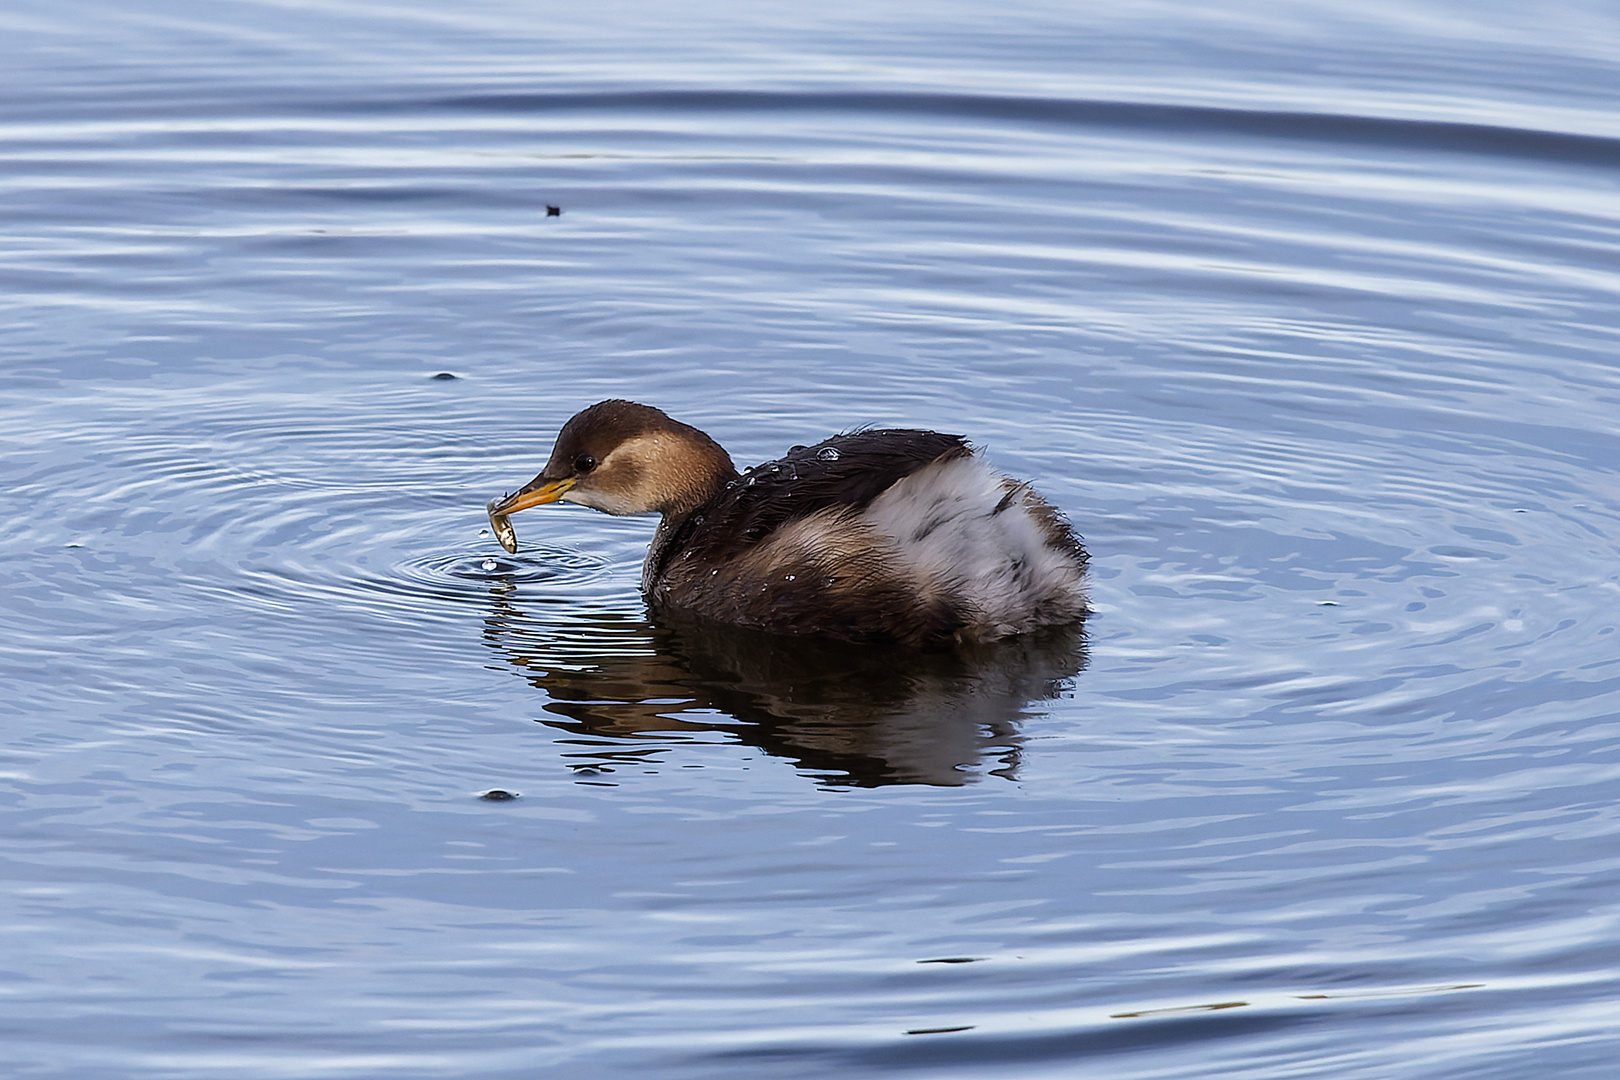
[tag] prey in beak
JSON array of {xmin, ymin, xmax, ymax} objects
[
  {"xmin": 483, "ymin": 399, "xmax": 737, "ymax": 556},
  {"xmin": 485, "ymin": 476, "xmax": 576, "ymax": 554}
]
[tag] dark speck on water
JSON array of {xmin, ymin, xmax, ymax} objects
[{"xmin": 4, "ymin": 0, "xmax": 1619, "ymax": 1077}]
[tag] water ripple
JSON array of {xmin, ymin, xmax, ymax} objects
[
  {"xmin": 4, "ymin": 3, "xmax": 1620, "ymax": 1077},
  {"xmin": 434, "ymin": 89, "xmax": 1620, "ymax": 165},
  {"xmin": 398, "ymin": 548, "xmax": 603, "ymax": 590}
]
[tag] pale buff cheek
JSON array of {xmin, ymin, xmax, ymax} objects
[
  {"xmin": 561, "ymin": 487, "xmax": 642, "ymax": 515},
  {"xmin": 630, "ymin": 435, "xmax": 711, "ymax": 510},
  {"xmin": 584, "ymin": 434, "xmax": 709, "ymax": 516},
  {"xmin": 557, "ymin": 436, "xmax": 670, "ymax": 516}
]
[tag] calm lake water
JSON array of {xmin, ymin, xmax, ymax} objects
[{"xmin": 4, "ymin": 1, "xmax": 1620, "ymax": 1076}]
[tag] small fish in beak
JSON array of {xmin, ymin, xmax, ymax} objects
[{"xmin": 486, "ymin": 496, "xmax": 519, "ymax": 554}]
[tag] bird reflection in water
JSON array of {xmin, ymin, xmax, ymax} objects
[{"xmin": 481, "ymin": 583, "xmax": 1087, "ymax": 788}]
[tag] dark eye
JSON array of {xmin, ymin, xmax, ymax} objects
[{"xmin": 574, "ymin": 454, "xmax": 596, "ymax": 474}]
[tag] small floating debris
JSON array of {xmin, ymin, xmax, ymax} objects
[
  {"xmin": 904, "ymin": 1026, "xmax": 975, "ymax": 1036},
  {"xmin": 1296, "ymin": 982, "xmax": 1483, "ymax": 1000},
  {"xmin": 1111, "ymin": 1000, "xmax": 1248, "ymax": 1019},
  {"xmin": 479, "ymin": 789, "xmax": 519, "ymax": 801},
  {"xmin": 431, "ymin": 372, "xmax": 457, "ymax": 380},
  {"xmin": 546, "ymin": 204, "xmax": 561, "ymax": 216},
  {"xmin": 487, "ymin": 496, "xmax": 519, "ymax": 554},
  {"xmin": 918, "ymin": 957, "xmax": 986, "ymax": 964}
]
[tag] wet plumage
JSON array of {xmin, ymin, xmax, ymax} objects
[{"xmin": 488, "ymin": 400, "xmax": 1088, "ymax": 646}]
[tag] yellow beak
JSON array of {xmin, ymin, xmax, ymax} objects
[{"xmin": 489, "ymin": 476, "xmax": 576, "ymax": 516}]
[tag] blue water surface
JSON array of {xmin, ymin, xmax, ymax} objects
[{"xmin": 3, "ymin": 1, "xmax": 1620, "ymax": 1076}]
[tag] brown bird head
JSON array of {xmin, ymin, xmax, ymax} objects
[{"xmin": 489, "ymin": 400, "xmax": 738, "ymax": 522}]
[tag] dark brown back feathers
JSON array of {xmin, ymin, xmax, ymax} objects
[{"xmin": 648, "ymin": 429, "xmax": 968, "ymax": 583}]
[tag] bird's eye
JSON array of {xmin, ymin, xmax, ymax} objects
[{"xmin": 574, "ymin": 454, "xmax": 596, "ymax": 474}]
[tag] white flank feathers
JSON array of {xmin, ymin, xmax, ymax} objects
[{"xmin": 860, "ymin": 454, "xmax": 1086, "ymax": 639}]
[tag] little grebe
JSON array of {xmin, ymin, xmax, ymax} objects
[{"xmin": 487, "ymin": 400, "xmax": 1088, "ymax": 646}]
